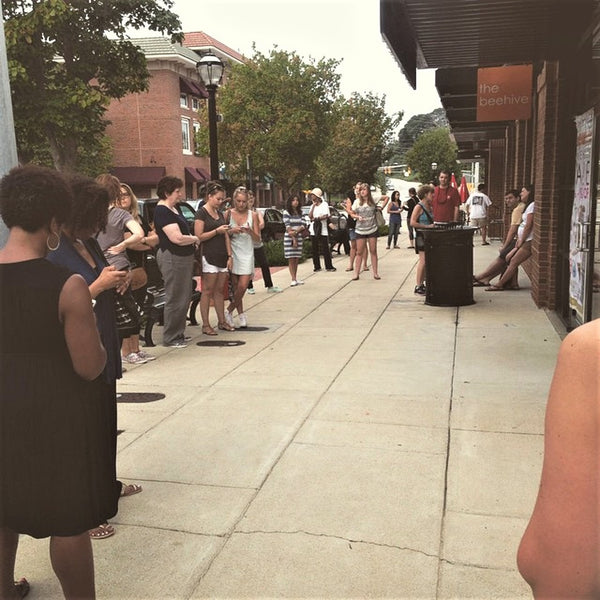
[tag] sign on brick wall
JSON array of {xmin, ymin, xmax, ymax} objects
[{"xmin": 477, "ymin": 65, "xmax": 533, "ymax": 122}]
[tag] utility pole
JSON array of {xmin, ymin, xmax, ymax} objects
[{"xmin": 0, "ymin": 0, "xmax": 18, "ymax": 247}]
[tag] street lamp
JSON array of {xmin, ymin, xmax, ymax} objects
[{"xmin": 197, "ymin": 53, "xmax": 224, "ymax": 181}]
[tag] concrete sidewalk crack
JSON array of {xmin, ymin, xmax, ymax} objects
[{"xmin": 235, "ymin": 529, "xmax": 439, "ymax": 558}]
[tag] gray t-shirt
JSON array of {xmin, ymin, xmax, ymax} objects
[{"xmin": 96, "ymin": 207, "xmax": 132, "ymax": 270}]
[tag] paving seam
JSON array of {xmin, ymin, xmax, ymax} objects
[
  {"xmin": 435, "ymin": 305, "xmax": 460, "ymax": 598},
  {"xmin": 185, "ymin": 256, "xmax": 418, "ymax": 596}
]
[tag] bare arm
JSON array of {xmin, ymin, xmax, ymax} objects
[
  {"xmin": 194, "ymin": 217, "xmax": 229, "ymax": 242},
  {"xmin": 518, "ymin": 322, "xmax": 600, "ymax": 598},
  {"xmin": 106, "ymin": 218, "xmax": 143, "ymax": 255},
  {"xmin": 516, "ymin": 212, "xmax": 534, "ymax": 249},
  {"xmin": 59, "ymin": 274, "xmax": 106, "ymax": 380},
  {"xmin": 162, "ymin": 222, "xmax": 199, "ymax": 246}
]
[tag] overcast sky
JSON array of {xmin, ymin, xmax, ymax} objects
[{"xmin": 170, "ymin": 0, "xmax": 442, "ymax": 128}]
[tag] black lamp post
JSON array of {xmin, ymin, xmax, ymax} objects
[{"xmin": 197, "ymin": 53, "xmax": 224, "ymax": 181}]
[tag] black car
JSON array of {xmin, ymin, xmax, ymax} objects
[
  {"xmin": 257, "ymin": 207, "xmax": 286, "ymax": 242},
  {"xmin": 137, "ymin": 198, "xmax": 197, "ymax": 232}
]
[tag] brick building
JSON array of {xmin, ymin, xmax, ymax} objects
[
  {"xmin": 381, "ymin": 0, "xmax": 600, "ymax": 328},
  {"xmin": 105, "ymin": 33, "xmax": 243, "ymax": 199}
]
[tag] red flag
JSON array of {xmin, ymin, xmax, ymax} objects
[
  {"xmin": 451, "ymin": 173, "xmax": 458, "ymax": 188},
  {"xmin": 458, "ymin": 176, "xmax": 469, "ymax": 203}
]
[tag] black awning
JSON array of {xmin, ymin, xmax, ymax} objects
[
  {"xmin": 381, "ymin": 0, "xmax": 596, "ymax": 89},
  {"xmin": 110, "ymin": 166, "xmax": 165, "ymax": 186}
]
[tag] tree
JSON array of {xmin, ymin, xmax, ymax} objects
[
  {"xmin": 4, "ymin": 0, "xmax": 182, "ymax": 173},
  {"xmin": 387, "ymin": 108, "xmax": 448, "ymax": 164},
  {"xmin": 404, "ymin": 127, "xmax": 460, "ymax": 182},
  {"xmin": 314, "ymin": 92, "xmax": 401, "ymax": 194},
  {"xmin": 197, "ymin": 48, "xmax": 340, "ymax": 196}
]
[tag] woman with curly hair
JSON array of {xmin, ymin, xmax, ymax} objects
[{"xmin": 0, "ymin": 165, "xmax": 110, "ymax": 599}]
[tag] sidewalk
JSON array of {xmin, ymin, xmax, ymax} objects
[{"xmin": 17, "ymin": 239, "xmax": 562, "ymax": 599}]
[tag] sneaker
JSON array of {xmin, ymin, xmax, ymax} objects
[
  {"xmin": 238, "ymin": 313, "xmax": 248, "ymax": 328},
  {"xmin": 313, "ymin": 268, "xmax": 322, "ymax": 272},
  {"xmin": 290, "ymin": 280, "xmax": 298, "ymax": 287},
  {"xmin": 295, "ymin": 279, "xmax": 304, "ymax": 285},
  {"xmin": 182, "ymin": 335, "xmax": 192, "ymax": 342},
  {"xmin": 136, "ymin": 350, "xmax": 156, "ymax": 361},
  {"xmin": 267, "ymin": 286, "xmax": 282, "ymax": 293},
  {"xmin": 165, "ymin": 341, "xmax": 187, "ymax": 349},
  {"xmin": 414, "ymin": 284, "xmax": 426, "ymax": 296},
  {"xmin": 122, "ymin": 352, "xmax": 147, "ymax": 365},
  {"xmin": 247, "ymin": 288, "xmax": 255, "ymax": 295},
  {"xmin": 224, "ymin": 310, "xmax": 235, "ymax": 329},
  {"xmin": 326, "ymin": 267, "xmax": 337, "ymax": 272}
]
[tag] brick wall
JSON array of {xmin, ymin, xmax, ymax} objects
[
  {"xmin": 105, "ymin": 66, "xmax": 210, "ymax": 198},
  {"xmin": 524, "ymin": 61, "xmax": 563, "ymax": 309}
]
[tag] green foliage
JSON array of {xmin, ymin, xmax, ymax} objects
[
  {"xmin": 404, "ymin": 128, "xmax": 461, "ymax": 182},
  {"xmin": 263, "ymin": 239, "xmax": 308, "ymax": 266},
  {"xmin": 4, "ymin": 0, "xmax": 182, "ymax": 172},
  {"xmin": 198, "ymin": 48, "xmax": 341, "ymax": 195},
  {"xmin": 314, "ymin": 93, "xmax": 401, "ymax": 194},
  {"xmin": 387, "ymin": 108, "xmax": 448, "ymax": 164}
]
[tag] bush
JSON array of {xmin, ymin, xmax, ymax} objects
[{"xmin": 263, "ymin": 239, "xmax": 310, "ymax": 266}]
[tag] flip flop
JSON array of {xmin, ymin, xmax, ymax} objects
[
  {"xmin": 344, "ymin": 267, "xmax": 353, "ymax": 271},
  {"xmin": 374, "ymin": 275, "xmax": 381, "ymax": 280},
  {"xmin": 120, "ymin": 483, "xmax": 143, "ymax": 497},
  {"xmin": 14, "ymin": 578, "xmax": 30, "ymax": 599},
  {"xmin": 472, "ymin": 277, "xmax": 488, "ymax": 287},
  {"xmin": 485, "ymin": 286, "xmax": 505, "ymax": 292},
  {"xmin": 89, "ymin": 523, "xmax": 115, "ymax": 539},
  {"xmin": 352, "ymin": 276, "xmax": 359, "ymax": 281},
  {"xmin": 202, "ymin": 327, "xmax": 218, "ymax": 336}
]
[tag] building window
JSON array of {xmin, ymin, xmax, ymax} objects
[
  {"xmin": 181, "ymin": 118, "xmax": 191, "ymax": 154},
  {"xmin": 192, "ymin": 97, "xmax": 200, "ymax": 111},
  {"xmin": 180, "ymin": 93, "xmax": 188, "ymax": 108},
  {"xmin": 193, "ymin": 121, "xmax": 201, "ymax": 155}
]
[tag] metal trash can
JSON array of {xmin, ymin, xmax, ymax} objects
[{"xmin": 423, "ymin": 226, "xmax": 477, "ymax": 306}]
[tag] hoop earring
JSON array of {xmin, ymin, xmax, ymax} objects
[{"xmin": 46, "ymin": 232, "xmax": 60, "ymax": 252}]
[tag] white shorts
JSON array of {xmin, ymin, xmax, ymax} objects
[{"xmin": 202, "ymin": 255, "xmax": 228, "ymax": 274}]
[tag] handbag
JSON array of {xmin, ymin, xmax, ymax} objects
[
  {"xmin": 374, "ymin": 207, "xmax": 385, "ymax": 228},
  {"xmin": 130, "ymin": 266, "xmax": 148, "ymax": 291}
]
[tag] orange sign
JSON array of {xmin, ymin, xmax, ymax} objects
[{"xmin": 477, "ymin": 65, "xmax": 533, "ymax": 122}]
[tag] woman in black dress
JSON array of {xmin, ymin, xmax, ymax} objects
[{"xmin": 0, "ymin": 165, "xmax": 111, "ymax": 599}]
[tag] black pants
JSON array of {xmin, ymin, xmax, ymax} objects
[
  {"xmin": 311, "ymin": 235, "xmax": 334, "ymax": 270},
  {"xmin": 248, "ymin": 244, "xmax": 273, "ymax": 289}
]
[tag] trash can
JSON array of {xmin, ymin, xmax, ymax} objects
[{"xmin": 423, "ymin": 226, "xmax": 477, "ymax": 306}]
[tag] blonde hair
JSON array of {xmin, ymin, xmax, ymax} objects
[
  {"xmin": 358, "ymin": 183, "xmax": 375, "ymax": 207},
  {"xmin": 119, "ymin": 183, "xmax": 140, "ymax": 220}
]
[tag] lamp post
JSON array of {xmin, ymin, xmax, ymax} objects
[
  {"xmin": 197, "ymin": 53, "xmax": 224, "ymax": 181},
  {"xmin": 431, "ymin": 161, "xmax": 438, "ymax": 185}
]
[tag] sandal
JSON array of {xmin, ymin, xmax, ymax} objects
[
  {"xmin": 472, "ymin": 277, "xmax": 488, "ymax": 287},
  {"xmin": 374, "ymin": 275, "xmax": 381, "ymax": 280},
  {"xmin": 120, "ymin": 483, "xmax": 143, "ymax": 497},
  {"xmin": 352, "ymin": 276, "xmax": 359, "ymax": 281},
  {"xmin": 218, "ymin": 322, "xmax": 235, "ymax": 331},
  {"xmin": 89, "ymin": 523, "xmax": 115, "ymax": 539},
  {"xmin": 14, "ymin": 578, "xmax": 30, "ymax": 599},
  {"xmin": 344, "ymin": 267, "xmax": 353, "ymax": 272},
  {"xmin": 202, "ymin": 326, "xmax": 218, "ymax": 336},
  {"xmin": 485, "ymin": 285, "xmax": 505, "ymax": 292}
]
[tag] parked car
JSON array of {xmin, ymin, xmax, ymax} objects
[
  {"xmin": 256, "ymin": 207, "xmax": 286, "ymax": 242},
  {"xmin": 137, "ymin": 198, "xmax": 197, "ymax": 232}
]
